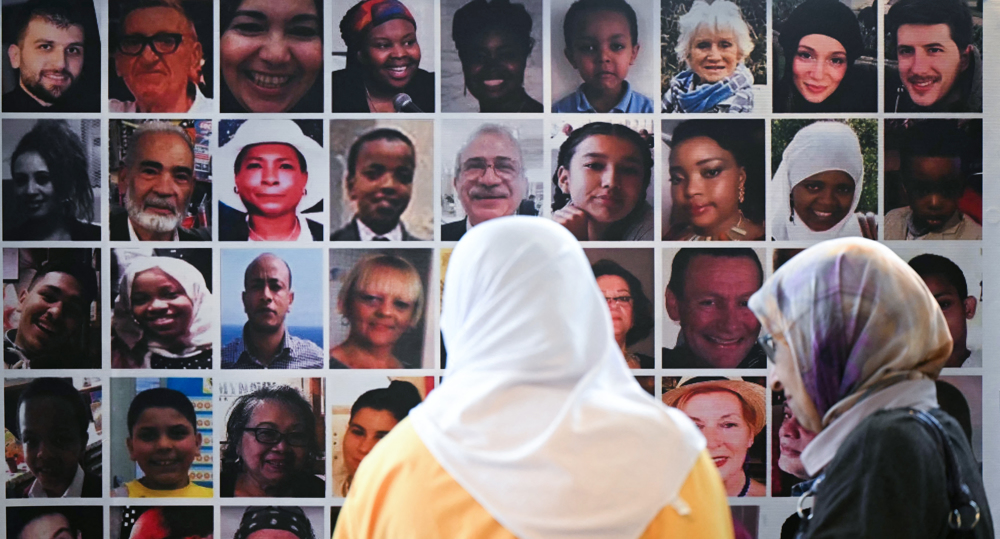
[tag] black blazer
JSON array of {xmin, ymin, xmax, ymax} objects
[
  {"xmin": 330, "ymin": 217, "xmax": 423, "ymax": 241},
  {"xmin": 441, "ymin": 218, "xmax": 468, "ymax": 241},
  {"xmin": 109, "ymin": 208, "xmax": 210, "ymax": 241}
]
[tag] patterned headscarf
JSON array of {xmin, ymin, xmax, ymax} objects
[
  {"xmin": 748, "ymin": 238, "xmax": 951, "ymax": 428},
  {"xmin": 235, "ymin": 507, "xmax": 315, "ymax": 539},
  {"xmin": 340, "ymin": 0, "xmax": 416, "ymax": 50}
]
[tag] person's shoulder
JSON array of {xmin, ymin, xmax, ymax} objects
[
  {"xmin": 184, "ymin": 482, "xmax": 213, "ymax": 498},
  {"xmin": 109, "ymin": 99, "xmax": 135, "ymax": 113},
  {"xmin": 330, "ymin": 219, "xmax": 361, "ymax": 241},
  {"xmin": 288, "ymin": 334, "xmax": 324, "ymax": 364},
  {"xmin": 441, "ymin": 219, "xmax": 467, "ymax": 241},
  {"xmin": 220, "ymin": 337, "xmax": 244, "ymax": 367},
  {"xmin": 179, "ymin": 226, "xmax": 211, "ymax": 241},
  {"xmin": 81, "ymin": 470, "xmax": 102, "ymax": 497},
  {"xmin": 552, "ymin": 91, "xmax": 581, "ymax": 113},
  {"xmin": 837, "ymin": 409, "xmax": 943, "ymax": 463},
  {"xmin": 288, "ymin": 473, "xmax": 325, "ymax": 497},
  {"xmin": 70, "ymin": 220, "xmax": 102, "ymax": 241},
  {"xmin": 629, "ymin": 89, "xmax": 655, "ymax": 113},
  {"xmin": 401, "ymin": 223, "xmax": 427, "ymax": 241},
  {"xmin": 219, "ymin": 203, "xmax": 250, "ymax": 241}
]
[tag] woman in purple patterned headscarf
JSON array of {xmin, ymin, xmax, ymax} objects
[{"xmin": 748, "ymin": 238, "xmax": 993, "ymax": 538}]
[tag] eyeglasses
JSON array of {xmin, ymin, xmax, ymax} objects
[
  {"xmin": 604, "ymin": 295, "xmax": 633, "ymax": 307},
  {"xmin": 242, "ymin": 427, "xmax": 310, "ymax": 447},
  {"xmin": 758, "ymin": 333, "xmax": 776, "ymax": 364},
  {"xmin": 118, "ymin": 33, "xmax": 184, "ymax": 56},
  {"xmin": 459, "ymin": 157, "xmax": 519, "ymax": 180}
]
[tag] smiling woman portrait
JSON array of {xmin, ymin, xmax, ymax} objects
[
  {"xmin": 772, "ymin": 0, "xmax": 876, "ymax": 112},
  {"xmin": 219, "ymin": 0, "xmax": 324, "ymax": 112},
  {"xmin": 664, "ymin": 119, "xmax": 764, "ymax": 241},
  {"xmin": 333, "ymin": 0, "xmax": 435, "ymax": 112}
]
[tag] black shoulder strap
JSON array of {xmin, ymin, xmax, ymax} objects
[{"xmin": 908, "ymin": 408, "xmax": 981, "ymax": 533}]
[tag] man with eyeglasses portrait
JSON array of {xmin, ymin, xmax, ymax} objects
[
  {"xmin": 885, "ymin": 119, "xmax": 981, "ymax": 240},
  {"xmin": 442, "ymin": 124, "xmax": 530, "ymax": 241},
  {"xmin": 110, "ymin": 0, "xmax": 212, "ymax": 113}
]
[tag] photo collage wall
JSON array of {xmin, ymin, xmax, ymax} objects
[{"xmin": 0, "ymin": 0, "xmax": 995, "ymax": 537}]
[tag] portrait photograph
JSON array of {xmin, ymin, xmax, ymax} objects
[
  {"xmin": 329, "ymin": 373, "xmax": 433, "ymax": 496},
  {"xmin": 3, "ymin": 119, "xmax": 101, "ymax": 242},
  {"xmin": 1, "ymin": 0, "xmax": 101, "ymax": 112},
  {"xmin": 441, "ymin": 0, "xmax": 544, "ymax": 113},
  {"xmin": 662, "ymin": 246, "xmax": 766, "ymax": 369},
  {"xmin": 111, "ymin": 506, "xmax": 212, "ymax": 539},
  {"xmin": 661, "ymin": 0, "xmax": 766, "ymax": 113},
  {"xmin": 663, "ymin": 376, "xmax": 767, "ymax": 497},
  {"xmin": 331, "ymin": 0, "xmax": 437, "ymax": 113},
  {"xmin": 884, "ymin": 0, "xmax": 982, "ymax": 113},
  {"xmin": 5, "ymin": 376, "xmax": 102, "ymax": 498},
  {"xmin": 769, "ymin": 389, "xmax": 816, "ymax": 496},
  {"xmin": 216, "ymin": 377, "xmax": 326, "ymax": 497},
  {"xmin": 217, "ymin": 119, "xmax": 327, "ymax": 242},
  {"xmin": 2, "ymin": 247, "xmax": 100, "ymax": 369},
  {"xmin": 772, "ymin": 0, "xmax": 877, "ymax": 113},
  {"xmin": 108, "ymin": 0, "xmax": 214, "ymax": 113},
  {"xmin": 8, "ymin": 506, "xmax": 103, "ymax": 539},
  {"xmin": 550, "ymin": 0, "xmax": 659, "ymax": 113},
  {"xmin": 221, "ymin": 506, "xmax": 324, "ymax": 539},
  {"xmin": 109, "ymin": 377, "xmax": 213, "ymax": 498},
  {"xmin": 441, "ymin": 119, "xmax": 544, "ymax": 241},
  {"xmin": 891, "ymin": 244, "xmax": 982, "ymax": 369},
  {"xmin": 219, "ymin": 0, "xmax": 324, "ymax": 113},
  {"xmin": 109, "ymin": 248, "xmax": 213, "ymax": 369},
  {"xmin": 584, "ymin": 247, "xmax": 655, "ymax": 368},
  {"xmin": 108, "ymin": 119, "xmax": 213, "ymax": 242},
  {"xmin": 2, "ymin": 119, "xmax": 101, "ymax": 242},
  {"xmin": 770, "ymin": 119, "xmax": 878, "ymax": 241},
  {"xmin": 220, "ymin": 248, "xmax": 325, "ymax": 369},
  {"xmin": 551, "ymin": 118, "xmax": 655, "ymax": 241},
  {"xmin": 662, "ymin": 119, "xmax": 765, "ymax": 241},
  {"xmin": 329, "ymin": 119, "xmax": 433, "ymax": 241},
  {"xmin": 330, "ymin": 248, "xmax": 434, "ymax": 369},
  {"xmin": 884, "ymin": 119, "xmax": 982, "ymax": 241}
]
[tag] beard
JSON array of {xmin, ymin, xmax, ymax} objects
[
  {"xmin": 125, "ymin": 185, "xmax": 183, "ymax": 233},
  {"xmin": 21, "ymin": 68, "xmax": 75, "ymax": 103}
]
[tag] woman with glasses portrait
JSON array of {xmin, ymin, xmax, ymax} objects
[
  {"xmin": 221, "ymin": 385, "xmax": 324, "ymax": 497},
  {"xmin": 592, "ymin": 259, "xmax": 654, "ymax": 369}
]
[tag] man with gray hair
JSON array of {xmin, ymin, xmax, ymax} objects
[
  {"xmin": 110, "ymin": 121, "xmax": 209, "ymax": 241},
  {"xmin": 442, "ymin": 124, "xmax": 529, "ymax": 241}
]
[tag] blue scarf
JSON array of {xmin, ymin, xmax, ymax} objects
[{"xmin": 673, "ymin": 70, "xmax": 736, "ymax": 112}]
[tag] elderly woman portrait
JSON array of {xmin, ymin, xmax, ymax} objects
[
  {"xmin": 112, "ymin": 255, "xmax": 214, "ymax": 369},
  {"xmin": 770, "ymin": 121, "xmax": 877, "ymax": 241},
  {"xmin": 3, "ymin": 120, "xmax": 100, "ymax": 241},
  {"xmin": 663, "ymin": 378, "xmax": 767, "ymax": 497},
  {"xmin": 221, "ymin": 384, "xmax": 325, "ymax": 497},
  {"xmin": 330, "ymin": 252, "xmax": 429, "ymax": 369},
  {"xmin": 219, "ymin": 0, "xmax": 324, "ymax": 112},
  {"xmin": 662, "ymin": 0, "xmax": 756, "ymax": 113},
  {"xmin": 772, "ymin": 0, "xmax": 876, "ymax": 112},
  {"xmin": 217, "ymin": 120, "xmax": 325, "ymax": 242},
  {"xmin": 664, "ymin": 119, "xmax": 764, "ymax": 241},
  {"xmin": 333, "ymin": 0, "xmax": 435, "ymax": 112},
  {"xmin": 750, "ymin": 238, "xmax": 993, "ymax": 537},
  {"xmin": 591, "ymin": 258, "xmax": 654, "ymax": 369},
  {"xmin": 551, "ymin": 122, "xmax": 654, "ymax": 241},
  {"xmin": 445, "ymin": 0, "xmax": 543, "ymax": 112},
  {"xmin": 338, "ymin": 380, "xmax": 422, "ymax": 495}
]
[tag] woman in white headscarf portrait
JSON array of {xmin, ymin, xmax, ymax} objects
[
  {"xmin": 112, "ymin": 256, "xmax": 215, "ymax": 369},
  {"xmin": 749, "ymin": 238, "xmax": 993, "ymax": 538},
  {"xmin": 334, "ymin": 216, "xmax": 734, "ymax": 539},
  {"xmin": 770, "ymin": 121, "xmax": 877, "ymax": 241},
  {"xmin": 217, "ymin": 119, "xmax": 327, "ymax": 242}
]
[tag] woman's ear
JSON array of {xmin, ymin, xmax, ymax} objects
[{"xmin": 556, "ymin": 166, "xmax": 571, "ymax": 194}]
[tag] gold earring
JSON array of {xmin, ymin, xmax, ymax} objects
[{"xmin": 738, "ymin": 184, "xmax": 745, "ymax": 204}]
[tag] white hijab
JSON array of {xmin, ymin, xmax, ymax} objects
[
  {"xmin": 409, "ymin": 217, "xmax": 704, "ymax": 539},
  {"xmin": 113, "ymin": 256, "xmax": 215, "ymax": 357},
  {"xmin": 770, "ymin": 122, "xmax": 864, "ymax": 241}
]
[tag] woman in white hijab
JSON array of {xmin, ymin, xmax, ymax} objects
[
  {"xmin": 112, "ymin": 256, "xmax": 215, "ymax": 369},
  {"xmin": 749, "ymin": 238, "xmax": 992, "ymax": 538},
  {"xmin": 770, "ymin": 122, "xmax": 876, "ymax": 241},
  {"xmin": 334, "ymin": 217, "xmax": 733, "ymax": 539}
]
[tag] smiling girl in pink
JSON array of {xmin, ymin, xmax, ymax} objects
[{"xmin": 112, "ymin": 257, "xmax": 214, "ymax": 369}]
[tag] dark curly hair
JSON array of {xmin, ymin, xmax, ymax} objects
[
  {"xmin": 591, "ymin": 259, "xmax": 653, "ymax": 345},
  {"xmin": 11, "ymin": 120, "xmax": 94, "ymax": 224}
]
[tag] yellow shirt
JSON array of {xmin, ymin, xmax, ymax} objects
[
  {"xmin": 123, "ymin": 479, "xmax": 213, "ymax": 498},
  {"xmin": 333, "ymin": 420, "xmax": 733, "ymax": 539}
]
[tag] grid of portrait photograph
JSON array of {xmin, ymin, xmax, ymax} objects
[{"xmin": 0, "ymin": 0, "xmax": 995, "ymax": 538}]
